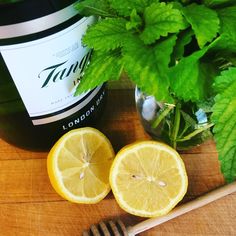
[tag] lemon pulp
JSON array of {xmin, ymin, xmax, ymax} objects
[
  {"xmin": 47, "ymin": 127, "xmax": 115, "ymax": 204},
  {"xmin": 109, "ymin": 141, "xmax": 188, "ymax": 217}
]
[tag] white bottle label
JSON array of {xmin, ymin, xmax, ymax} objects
[{"xmin": 0, "ymin": 16, "xmax": 100, "ymax": 125}]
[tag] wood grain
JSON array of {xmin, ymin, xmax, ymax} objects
[{"xmin": 0, "ymin": 89, "xmax": 235, "ymax": 236}]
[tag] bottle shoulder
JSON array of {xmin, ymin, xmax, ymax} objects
[{"xmin": 0, "ymin": 0, "xmax": 76, "ymax": 25}]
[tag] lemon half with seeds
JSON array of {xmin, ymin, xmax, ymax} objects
[
  {"xmin": 109, "ymin": 141, "xmax": 188, "ymax": 217},
  {"xmin": 47, "ymin": 127, "xmax": 115, "ymax": 204}
]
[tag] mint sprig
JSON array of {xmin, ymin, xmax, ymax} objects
[{"xmin": 75, "ymin": 0, "xmax": 236, "ymax": 182}]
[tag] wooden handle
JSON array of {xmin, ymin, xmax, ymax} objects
[{"xmin": 127, "ymin": 182, "xmax": 236, "ymax": 236}]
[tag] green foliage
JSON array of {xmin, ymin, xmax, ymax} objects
[
  {"xmin": 75, "ymin": 50, "xmax": 123, "ymax": 95},
  {"xmin": 140, "ymin": 2, "xmax": 187, "ymax": 44},
  {"xmin": 213, "ymin": 67, "xmax": 236, "ymax": 93},
  {"xmin": 126, "ymin": 9, "xmax": 142, "ymax": 30},
  {"xmin": 109, "ymin": 0, "xmax": 153, "ymax": 16},
  {"xmin": 75, "ymin": 0, "xmax": 236, "ymax": 182},
  {"xmin": 123, "ymin": 35, "xmax": 177, "ymax": 102},
  {"xmin": 203, "ymin": 0, "xmax": 235, "ymax": 7},
  {"xmin": 82, "ymin": 18, "xmax": 129, "ymax": 51},
  {"xmin": 75, "ymin": 0, "xmax": 114, "ymax": 17},
  {"xmin": 213, "ymin": 6, "xmax": 236, "ymax": 52},
  {"xmin": 171, "ymin": 29, "xmax": 194, "ymax": 61},
  {"xmin": 182, "ymin": 3, "xmax": 220, "ymax": 48},
  {"xmin": 169, "ymin": 47, "xmax": 210, "ymax": 101},
  {"xmin": 212, "ymin": 68, "xmax": 236, "ymax": 182}
]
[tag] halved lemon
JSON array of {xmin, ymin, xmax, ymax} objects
[
  {"xmin": 47, "ymin": 127, "xmax": 115, "ymax": 204},
  {"xmin": 109, "ymin": 141, "xmax": 188, "ymax": 217}
]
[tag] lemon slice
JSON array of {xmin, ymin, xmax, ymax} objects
[
  {"xmin": 47, "ymin": 127, "xmax": 115, "ymax": 204},
  {"xmin": 109, "ymin": 141, "xmax": 188, "ymax": 217}
]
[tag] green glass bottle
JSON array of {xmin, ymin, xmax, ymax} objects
[{"xmin": 0, "ymin": 0, "xmax": 106, "ymax": 150}]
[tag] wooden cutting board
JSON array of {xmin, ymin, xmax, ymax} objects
[{"xmin": 0, "ymin": 89, "xmax": 235, "ymax": 235}]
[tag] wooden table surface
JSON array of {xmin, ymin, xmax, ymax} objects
[{"xmin": 0, "ymin": 89, "xmax": 235, "ymax": 236}]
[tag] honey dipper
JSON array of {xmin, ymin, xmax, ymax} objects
[{"xmin": 83, "ymin": 181, "xmax": 236, "ymax": 235}]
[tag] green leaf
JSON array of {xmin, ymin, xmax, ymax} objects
[
  {"xmin": 212, "ymin": 67, "xmax": 236, "ymax": 182},
  {"xmin": 217, "ymin": 6, "xmax": 236, "ymax": 34},
  {"xmin": 126, "ymin": 9, "xmax": 142, "ymax": 30},
  {"xmin": 203, "ymin": 0, "xmax": 236, "ymax": 7},
  {"xmin": 213, "ymin": 6, "xmax": 236, "ymax": 52},
  {"xmin": 83, "ymin": 18, "xmax": 130, "ymax": 52},
  {"xmin": 172, "ymin": 29, "xmax": 194, "ymax": 61},
  {"xmin": 155, "ymin": 36, "xmax": 178, "ymax": 71},
  {"xmin": 108, "ymin": 0, "xmax": 152, "ymax": 17},
  {"xmin": 75, "ymin": 50, "xmax": 123, "ymax": 95},
  {"xmin": 169, "ymin": 47, "xmax": 211, "ymax": 102},
  {"xmin": 140, "ymin": 2, "xmax": 187, "ymax": 45},
  {"xmin": 182, "ymin": 3, "xmax": 220, "ymax": 48},
  {"xmin": 75, "ymin": 0, "xmax": 114, "ymax": 17},
  {"xmin": 213, "ymin": 67, "xmax": 236, "ymax": 93},
  {"xmin": 122, "ymin": 35, "xmax": 177, "ymax": 102}
]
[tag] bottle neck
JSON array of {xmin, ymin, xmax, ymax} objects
[
  {"xmin": 0, "ymin": 0, "xmax": 77, "ymax": 25},
  {"xmin": 0, "ymin": 0, "xmax": 79, "ymax": 39}
]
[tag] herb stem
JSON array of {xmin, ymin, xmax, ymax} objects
[
  {"xmin": 177, "ymin": 123, "xmax": 214, "ymax": 142},
  {"xmin": 178, "ymin": 122, "xmax": 191, "ymax": 139},
  {"xmin": 151, "ymin": 104, "xmax": 175, "ymax": 129},
  {"xmin": 171, "ymin": 103, "xmax": 181, "ymax": 149}
]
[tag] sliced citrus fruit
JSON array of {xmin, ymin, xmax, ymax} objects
[
  {"xmin": 47, "ymin": 127, "xmax": 115, "ymax": 204},
  {"xmin": 109, "ymin": 141, "xmax": 188, "ymax": 217}
]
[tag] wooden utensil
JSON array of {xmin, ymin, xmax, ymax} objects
[{"xmin": 83, "ymin": 181, "xmax": 236, "ymax": 236}]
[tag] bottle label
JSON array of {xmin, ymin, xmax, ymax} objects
[{"xmin": 0, "ymin": 16, "xmax": 99, "ymax": 125}]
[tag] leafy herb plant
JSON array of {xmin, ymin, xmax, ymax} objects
[{"xmin": 75, "ymin": 0, "xmax": 236, "ymax": 182}]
